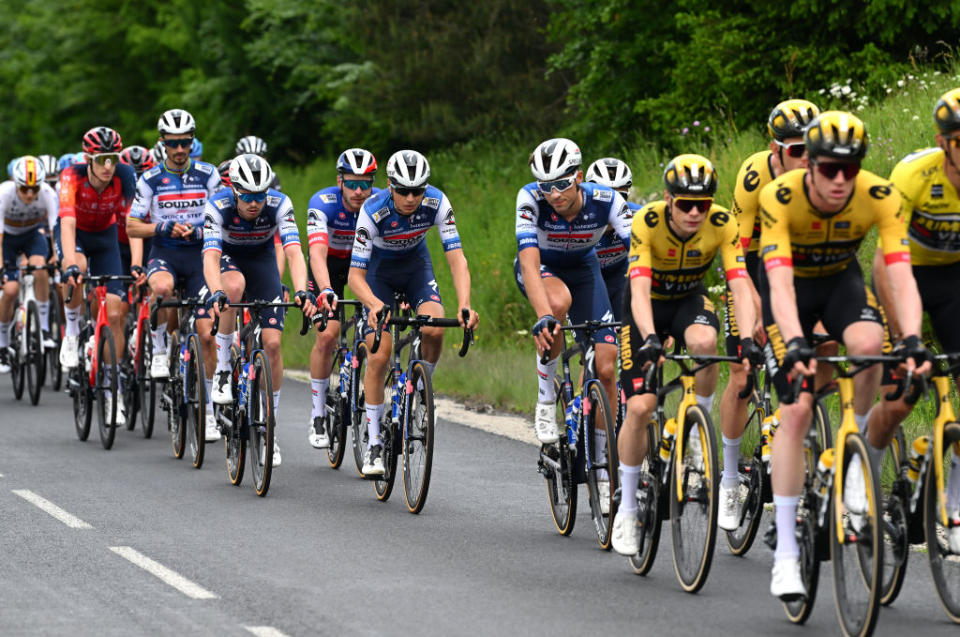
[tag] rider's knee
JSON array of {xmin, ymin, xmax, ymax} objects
[{"xmin": 685, "ymin": 329, "xmax": 717, "ymax": 355}]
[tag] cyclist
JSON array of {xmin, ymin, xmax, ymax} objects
[
  {"xmin": 872, "ymin": 88, "xmax": 960, "ymax": 550},
  {"xmin": 126, "ymin": 109, "xmax": 222, "ymax": 441},
  {"xmin": 0, "ymin": 157, "xmax": 60, "ymax": 371},
  {"xmin": 58, "ymin": 126, "xmax": 137, "ymax": 425},
  {"xmin": 37, "ymin": 155, "xmax": 59, "ymax": 188},
  {"xmin": 305, "ymin": 148, "xmax": 379, "ymax": 449},
  {"xmin": 215, "ymin": 159, "xmax": 232, "ymax": 193},
  {"xmin": 235, "ymin": 136, "xmax": 281, "ymax": 191},
  {"xmin": 203, "ymin": 153, "xmax": 319, "ymax": 467},
  {"xmin": 190, "ymin": 139, "xmax": 203, "ymax": 161},
  {"xmin": 717, "ymin": 99, "xmax": 821, "ymax": 531},
  {"xmin": 119, "ymin": 146, "xmax": 156, "ymax": 177},
  {"xmin": 612, "ymin": 154, "xmax": 756, "ymax": 555},
  {"xmin": 149, "ymin": 142, "xmax": 166, "ymax": 167},
  {"xmin": 758, "ymin": 111, "xmax": 928, "ymax": 599},
  {"xmin": 584, "ymin": 157, "xmax": 641, "ymax": 320},
  {"xmin": 348, "ymin": 149, "xmax": 478, "ymax": 475}
]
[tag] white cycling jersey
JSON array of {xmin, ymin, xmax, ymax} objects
[{"xmin": 0, "ymin": 180, "xmax": 58, "ymax": 235}]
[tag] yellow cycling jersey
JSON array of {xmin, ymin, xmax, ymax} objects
[
  {"xmin": 627, "ymin": 200, "xmax": 746, "ymax": 300},
  {"xmin": 731, "ymin": 150, "xmax": 776, "ymax": 254},
  {"xmin": 759, "ymin": 168, "xmax": 910, "ymax": 278},
  {"xmin": 889, "ymin": 147, "xmax": 960, "ymax": 266}
]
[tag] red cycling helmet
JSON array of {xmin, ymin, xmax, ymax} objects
[
  {"xmin": 82, "ymin": 126, "xmax": 123, "ymax": 154},
  {"xmin": 119, "ymin": 145, "xmax": 155, "ymax": 175}
]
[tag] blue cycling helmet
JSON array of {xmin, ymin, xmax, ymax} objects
[
  {"xmin": 58, "ymin": 153, "xmax": 76, "ymax": 171},
  {"xmin": 190, "ymin": 138, "xmax": 203, "ymax": 159},
  {"xmin": 7, "ymin": 158, "xmax": 17, "ymax": 178}
]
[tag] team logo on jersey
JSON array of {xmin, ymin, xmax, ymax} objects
[
  {"xmin": 593, "ymin": 188, "xmax": 613, "ymax": 203},
  {"xmin": 687, "ymin": 249, "xmax": 701, "ymax": 257},
  {"xmin": 604, "ymin": 334, "xmax": 615, "ymax": 343},
  {"xmin": 162, "ymin": 178, "xmax": 170, "ymax": 184},
  {"xmin": 371, "ymin": 207, "xmax": 389, "ymax": 223},
  {"xmin": 391, "ymin": 221, "xmax": 398, "ymax": 228},
  {"xmin": 668, "ymin": 248, "xmax": 676, "ymax": 256},
  {"xmin": 932, "ymin": 184, "xmax": 944, "ymax": 199},
  {"xmin": 518, "ymin": 204, "xmax": 535, "ymax": 221},
  {"xmin": 430, "ymin": 294, "xmax": 440, "ymax": 302},
  {"xmin": 214, "ymin": 198, "xmax": 230, "ymax": 210},
  {"xmin": 444, "ymin": 210, "xmax": 456, "ymax": 226},
  {"xmin": 423, "ymin": 197, "xmax": 440, "ymax": 209},
  {"xmin": 811, "ymin": 221, "xmax": 821, "ymax": 230},
  {"xmin": 320, "ymin": 193, "xmax": 337, "ymax": 204},
  {"xmin": 339, "ymin": 212, "xmax": 346, "ymax": 220},
  {"xmin": 355, "ymin": 228, "xmax": 370, "ymax": 245},
  {"xmin": 233, "ymin": 216, "xmax": 241, "ymax": 224},
  {"xmin": 269, "ymin": 317, "xmax": 277, "ymax": 325},
  {"xmin": 835, "ymin": 221, "xmax": 850, "ymax": 229},
  {"xmin": 550, "ymin": 213, "xmax": 558, "ymax": 222}
]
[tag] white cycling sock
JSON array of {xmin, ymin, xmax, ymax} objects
[
  {"xmin": 151, "ymin": 326, "xmax": 167, "ymax": 355},
  {"xmin": 854, "ymin": 409, "xmax": 870, "ymax": 436},
  {"xmin": 0, "ymin": 320, "xmax": 10, "ymax": 348},
  {"xmin": 65, "ymin": 307, "xmax": 80, "ymax": 337},
  {"xmin": 37, "ymin": 301, "xmax": 50, "ymax": 332},
  {"xmin": 948, "ymin": 456, "xmax": 960, "ymax": 513},
  {"xmin": 365, "ymin": 402, "xmax": 383, "ymax": 448},
  {"xmin": 422, "ymin": 361, "xmax": 435, "ymax": 377},
  {"xmin": 536, "ymin": 356, "xmax": 558, "ymax": 403},
  {"xmin": 774, "ymin": 494, "xmax": 801, "ymax": 559},
  {"xmin": 205, "ymin": 378, "xmax": 213, "ymax": 405},
  {"xmin": 311, "ymin": 378, "xmax": 327, "ymax": 418},
  {"xmin": 618, "ymin": 463, "xmax": 641, "ymax": 515},
  {"xmin": 215, "ymin": 332, "xmax": 232, "ymax": 371},
  {"xmin": 696, "ymin": 392, "xmax": 714, "ymax": 414},
  {"xmin": 722, "ymin": 435, "xmax": 742, "ymax": 489}
]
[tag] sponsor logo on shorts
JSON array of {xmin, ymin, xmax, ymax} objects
[{"xmin": 632, "ymin": 378, "xmax": 644, "ymax": 391}]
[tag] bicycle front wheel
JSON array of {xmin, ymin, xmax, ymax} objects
[
  {"xmin": 545, "ymin": 388, "xmax": 577, "ymax": 536},
  {"xmin": 924, "ymin": 422, "xmax": 960, "ymax": 623},
  {"xmin": 137, "ymin": 326, "xmax": 155, "ymax": 438},
  {"xmin": 47, "ymin": 286, "xmax": 63, "ymax": 391},
  {"xmin": 95, "ymin": 326, "xmax": 118, "ymax": 450},
  {"xmin": 630, "ymin": 419, "xmax": 664, "ymax": 575},
  {"xmin": 72, "ymin": 367, "xmax": 92, "ymax": 441},
  {"xmin": 327, "ymin": 388, "xmax": 349, "ymax": 469},
  {"xmin": 168, "ymin": 333, "xmax": 186, "ymax": 459},
  {"xmin": 879, "ymin": 430, "xmax": 908, "ymax": 606},
  {"xmin": 25, "ymin": 302, "xmax": 44, "ymax": 405},
  {"xmin": 351, "ymin": 343, "xmax": 370, "ymax": 476},
  {"xmin": 402, "ymin": 361, "xmax": 435, "ymax": 514},
  {"xmin": 10, "ymin": 316, "xmax": 24, "ymax": 400},
  {"xmin": 185, "ymin": 333, "xmax": 206, "ymax": 469},
  {"xmin": 374, "ymin": 406, "xmax": 399, "ymax": 502},
  {"xmin": 584, "ymin": 380, "xmax": 618, "ymax": 549},
  {"xmin": 831, "ymin": 433, "xmax": 882, "ymax": 637},
  {"xmin": 249, "ymin": 349, "xmax": 275, "ymax": 496},
  {"xmin": 726, "ymin": 407, "xmax": 768, "ymax": 556},
  {"xmin": 670, "ymin": 404, "xmax": 719, "ymax": 593},
  {"xmin": 225, "ymin": 356, "xmax": 246, "ymax": 486}
]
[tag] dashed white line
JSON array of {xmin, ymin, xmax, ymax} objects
[
  {"xmin": 13, "ymin": 489, "xmax": 93, "ymax": 529},
  {"xmin": 109, "ymin": 546, "xmax": 218, "ymax": 600},
  {"xmin": 243, "ymin": 627, "xmax": 290, "ymax": 637}
]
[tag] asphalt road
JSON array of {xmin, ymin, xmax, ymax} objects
[{"xmin": 0, "ymin": 376, "xmax": 956, "ymax": 636}]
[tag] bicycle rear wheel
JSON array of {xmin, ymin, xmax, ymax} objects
[
  {"xmin": 225, "ymin": 356, "xmax": 246, "ymax": 486},
  {"xmin": 25, "ymin": 302, "xmax": 44, "ymax": 406},
  {"xmin": 374, "ymin": 407, "xmax": 399, "ymax": 502},
  {"xmin": 879, "ymin": 430, "xmax": 908, "ymax": 606},
  {"xmin": 10, "ymin": 315, "xmax": 24, "ymax": 400},
  {"xmin": 630, "ymin": 420, "xmax": 664, "ymax": 575},
  {"xmin": 168, "ymin": 333, "xmax": 186, "ymax": 459},
  {"xmin": 670, "ymin": 404, "xmax": 719, "ymax": 593},
  {"xmin": 185, "ymin": 333, "xmax": 206, "ymax": 469},
  {"xmin": 249, "ymin": 349, "xmax": 275, "ymax": 496},
  {"xmin": 402, "ymin": 361, "xmax": 435, "ymax": 514},
  {"xmin": 924, "ymin": 422, "xmax": 960, "ymax": 623},
  {"xmin": 72, "ymin": 367, "xmax": 92, "ymax": 441},
  {"xmin": 47, "ymin": 286, "xmax": 63, "ymax": 391},
  {"xmin": 95, "ymin": 326, "xmax": 118, "ymax": 450},
  {"xmin": 327, "ymin": 388, "xmax": 349, "ymax": 469},
  {"xmin": 584, "ymin": 379, "xmax": 618, "ymax": 549},
  {"xmin": 831, "ymin": 433, "xmax": 882, "ymax": 637},
  {"xmin": 137, "ymin": 326, "xmax": 155, "ymax": 438},
  {"xmin": 544, "ymin": 389, "xmax": 576, "ymax": 536},
  {"xmin": 351, "ymin": 343, "xmax": 369, "ymax": 476}
]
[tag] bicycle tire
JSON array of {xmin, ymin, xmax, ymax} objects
[
  {"xmin": 72, "ymin": 366, "xmax": 92, "ymax": 441},
  {"xmin": 814, "ymin": 399, "xmax": 833, "ymax": 455},
  {"xmin": 137, "ymin": 327, "xmax": 155, "ymax": 438},
  {"xmin": 831, "ymin": 433, "xmax": 882, "ymax": 637},
  {"xmin": 374, "ymin": 395, "xmax": 399, "ymax": 502},
  {"xmin": 880, "ymin": 429, "xmax": 908, "ymax": 606},
  {"xmin": 249, "ymin": 349, "xmax": 274, "ymax": 497},
  {"xmin": 351, "ymin": 342, "xmax": 370, "ymax": 476},
  {"xmin": 10, "ymin": 313, "xmax": 24, "ymax": 400},
  {"xmin": 168, "ymin": 332, "xmax": 186, "ymax": 459},
  {"xmin": 545, "ymin": 390, "xmax": 576, "ymax": 536},
  {"xmin": 584, "ymin": 379, "xmax": 618, "ymax": 549},
  {"xmin": 726, "ymin": 453, "xmax": 766, "ymax": 557},
  {"xmin": 783, "ymin": 512, "xmax": 821, "ymax": 624},
  {"xmin": 402, "ymin": 361, "xmax": 435, "ymax": 514},
  {"xmin": 47, "ymin": 286, "xmax": 63, "ymax": 391},
  {"xmin": 670, "ymin": 404, "xmax": 719, "ymax": 594},
  {"xmin": 95, "ymin": 325, "xmax": 118, "ymax": 450},
  {"xmin": 225, "ymin": 355, "xmax": 246, "ymax": 486},
  {"xmin": 186, "ymin": 333, "xmax": 206, "ymax": 469},
  {"xmin": 327, "ymin": 389, "xmax": 349, "ymax": 469},
  {"xmin": 630, "ymin": 420, "xmax": 664, "ymax": 575},
  {"xmin": 924, "ymin": 421, "xmax": 960, "ymax": 623},
  {"xmin": 25, "ymin": 302, "xmax": 44, "ymax": 406}
]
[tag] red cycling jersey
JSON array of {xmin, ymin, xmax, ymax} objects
[{"xmin": 58, "ymin": 162, "xmax": 137, "ymax": 233}]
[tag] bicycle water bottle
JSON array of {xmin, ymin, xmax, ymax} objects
[
  {"xmin": 339, "ymin": 352, "xmax": 352, "ymax": 397},
  {"xmin": 83, "ymin": 336, "xmax": 95, "ymax": 373},
  {"xmin": 564, "ymin": 396, "xmax": 581, "ymax": 450},
  {"xmin": 907, "ymin": 435, "xmax": 931, "ymax": 485},
  {"xmin": 760, "ymin": 408, "xmax": 781, "ymax": 471},
  {"xmin": 815, "ymin": 448, "xmax": 835, "ymax": 498},
  {"xmin": 659, "ymin": 417, "xmax": 677, "ymax": 462}
]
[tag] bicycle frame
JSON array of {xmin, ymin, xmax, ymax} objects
[
  {"xmin": 86, "ymin": 284, "xmax": 112, "ymax": 388},
  {"xmin": 928, "ymin": 365, "xmax": 959, "ymax": 527}
]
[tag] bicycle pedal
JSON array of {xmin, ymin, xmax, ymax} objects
[{"xmin": 763, "ymin": 522, "xmax": 777, "ymax": 551}]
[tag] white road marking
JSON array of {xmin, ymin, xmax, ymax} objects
[
  {"xmin": 13, "ymin": 489, "xmax": 93, "ymax": 529},
  {"xmin": 109, "ymin": 546, "xmax": 218, "ymax": 600},
  {"xmin": 243, "ymin": 627, "xmax": 290, "ymax": 637}
]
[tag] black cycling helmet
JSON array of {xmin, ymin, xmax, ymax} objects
[
  {"xmin": 804, "ymin": 111, "xmax": 868, "ymax": 161},
  {"xmin": 934, "ymin": 88, "xmax": 960, "ymax": 134},
  {"xmin": 767, "ymin": 99, "xmax": 820, "ymax": 140}
]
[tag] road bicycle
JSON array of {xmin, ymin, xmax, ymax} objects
[
  {"xmin": 121, "ymin": 283, "xmax": 154, "ymax": 436},
  {"xmin": 9, "ymin": 263, "xmax": 58, "ymax": 405}
]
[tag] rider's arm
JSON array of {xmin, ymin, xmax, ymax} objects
[
  {"xmin": 718, "ymin": 213, "xmax": 757, "ymax": 337},
  {"xmin": 628, "ymin": 274, "xmax": 656, "ymax": 338},
  {"xmin": 434, "ymin": 198, "xmax": 475, "ymax": 324},
  {"xmin": 126, "ymin": 176, "xmax": 157, "ymax": 238},
  {"xmin": 58, "ymin": 169, "xmax": 78, "ymax": 268},
  {"xmin": 515, "ymin": 188, "xmax": 553, "ymax": 318},
  {"xmin": 274, "ymin": 197, "xmax": 303, "ymax": 290},
  {"xmin": 274, "ymin": 234, "xmax": 287, "ymax": 279},
  {"xmin": 201, "ymin": 201, "xmax": 224, "ymax": 294},
  {"xmin": 306, "ymin": 204, "xmax": 332, "ymax": 290},
  {"xmin": 885, "ymin": 261, "xmax": 923, "ymax": 339},
  {"xmin": 871, "ymin": 249, "xmax": 902, "ymax": 341},
  {"xmin": 757, "ymin": 194, "xmax": 803, "ymax": 342},
  {"xmin": 346, "ymin": 206, "xmax": 382, "ymax": 312},
  {"xmin": 873, "ymin": 180, "xmax": 920, "ymax": 338},
  {"xmin": 626, "ymin": 210, "xmax": 656, "ymax": 337}
]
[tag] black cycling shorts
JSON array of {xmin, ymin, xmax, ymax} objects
[
  {"xmin": 308, "ymin": 255, "xmax": 350, "ymax": 300},
  {"xmin": 914, "ymin": 261, "xmax": 960, "ymax": 354}
]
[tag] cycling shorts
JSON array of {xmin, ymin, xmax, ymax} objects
[
  {"xmin": 601, "ymin": 261, "xmax": 627, "ymax": 323},
  {"xmin": 366, "ymin": 249, "xmax": 441, "ymax": 315},
  {"xmin": 307, "ymin": 255, "xmax": 349, "ymax": 300},
  {"xmin": 147, "ymin": 244, "xmax": 210, "ymax": 319},
  {"xmin": 3, "ymin": 228, "xmax": 50, "ymax": 281},
  {"xmin": 220, "ymin": 245, "xmax": 284, "ymax": 330},
  {"xmin": 914, "ymin": 262, "xmax": 960, "ymax": 354},
  {"xmin": 60, "ymin": 226, "xmax": 125, "ymax": 297},
  {"xmin": 513, "ymin": 252, "xmax": 617, "ymax": 346}
]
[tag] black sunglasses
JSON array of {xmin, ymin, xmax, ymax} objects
[
  {"xmin": 814, "ymin": 161, "xmax": 860, "ymax": 181},
  {"xmin": 673, "ymin": 198, "xmax": 711, "ymax": 214},
  {"xmin": 393, "ymin": 185, "xmax": 426, "ymax": 197}
]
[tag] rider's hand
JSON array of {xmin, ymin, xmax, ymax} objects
[
  {"xmin": 783, "ymin": 336, "xmax": 816, "ymax": 379},
  {"xmin": 321, "ymin": 287, "xmax": 338, "ymax": 313},
  {"xmin": 206, "ymin": 290, "xmax": 228, "ymax": 318},
  {"xmin": 187, "ymin": 225, "xmax": 204, "ymax": 242},
  {"xmin": 532, "ymin": 314, "xmax": 559, "ymax": 354},
  {"xmin": 294, "ymin": 290, "xmax": 317, "ymax": 318},
  {"xmin": 281, "ymin": 284, "xmax": 290, "ymax": 303},
  {"xmin": 63, "ymin": 264, "xmax": 82, "ymax": 287},
  {"xmin": 459, "ymin": 306, "xmax": 479, "ymax": 330},
  {"xmin": 901, "ymin": 334, "xmax": 933, "ymax": 376},
  {"xmin": 638, "ymin": 333, "xmax": 664, "ymax": 368},
  {"xmin": 130, "ymin": 265, "xmax": 146, "ymax": 286},
  {"xmin": 155, "ymin": 221, "xmax": 177, "ymax": 238},
  {"xmin": 367, "ymin": 304, "xmax": 389, "ymax": 330},
  {"xmin": 740, "ymin": 337, "xmax": 764, "ymax": 371}
]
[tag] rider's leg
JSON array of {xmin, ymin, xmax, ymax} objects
[
  {"xmin": 27, "ymin": 254, "xmax": 50, "ymax": 332},
  {"xmin": 771, "ymin": 394, "xmax": 814, "ymax": 560},
  {"xmin": 617, "ymin": 392, "xmax": 657, "ymax": 511},
  {"xmin": 310, "ymin": 319, "xmax": 340, "ymax": 419},
  {"xmin": 536, "ymin": 277, "xmax": 572, "ymax": 402},
  {"xmin": 214, "ymin": 270, "xmax": 244, "ymax": 371},
  {"xmin": 147, "ymin": 270, "xmax": 175, "ymax": 360},
  {"xmin": 414, "ymin": 300, "xmax": 445, "ymax": 374},
  {"xmin": 362, "ymin": 329, "xmax": 393, "ymax": 448},
  {"xmin": 63, "ymin": 252, "xmax": 89, "ymax": 334},
  {"xmin": 0, "ymin": 276, "xmax": 19, "ymax": 349},
  {"xmin": 685, "ymin": 323, "xmax": 719, "ymax": 411},
  {"xmin": 844, "ymin": 320, "xmax": 884, "ymax": 462}
]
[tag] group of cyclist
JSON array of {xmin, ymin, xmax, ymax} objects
[{"xmin": 514, "ymin": 88, "xmax": 960, "ymax": 616}]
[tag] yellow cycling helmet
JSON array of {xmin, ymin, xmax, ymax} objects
[
  {"xmin": 13, "ymin": 155, "xmax": 45, "ymax": 188},
  {"xmin": 804, "ymin": 111, "xmax": 868, "ymax": 161},
  {"xmin": 767, "ymin": 99, "xmax": 820, "ymax": 140},
  {"xmin": 663, "ymin": 154, "xmax": 717, "ymax": 198},
  {"xmin": 934, "ymin": 88, "xmax": 960, "ymax": 134}
]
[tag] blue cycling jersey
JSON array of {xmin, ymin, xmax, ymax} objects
[
  {"xmin": 306, "ymin": 185, "xmax": 382, "ymax": 260},
  {"xmin": 596, "ymin": 201, "xmax": 641, "ymax": 271},
  {"xmin": 130, "ymin": 159, "xmax": 220, "ymax": 248},
  {"xmin": 202, "ymin": 188, "xmax": 300, "ymax": 255}
]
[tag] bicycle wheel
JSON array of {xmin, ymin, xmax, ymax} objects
[
  {"xmin": 814, "ymin": 399, "xmax": 833, "ymax": 454},
  {"xmin": 136, "ymin": 326, "xmax": 155, "ymax": 438},
  {"xmin": 584, "ymin": 379, "xmax": 618, "ymax": 549},
  {"xmin": 326, "ymin": 385, "xmax": 349, "ymax": 469},
  {"xmin": 47, "ymin": 286, "xmax": 63, "ymax": 391},
  {"xmin": 630, "ymin": 420, "xmax": 664, "ymax": 575},
  {"xmin": 402, "ymin": 361, "xmax": 435, "ymax": 514},
  {"xmin": 95, "ymin": 325, "xmax": 118, "ymax": 450},
  {"xmin": 924, "ymin": 422, "xmax": 960, "ymax": 623},
  {"xmin": 224, "ymin": 355, "xmax": 246, "ymax": 486},
  {"xmin": 726, "ymin": 407, "xmax": 767, "ymax": 556},
  {"xmin": 168, "ymin": 333, "xmax": 186, "ymax": 459},
  {"xmin": 783, "ymin": 432, "xmax": 823, "ymax": 624},
  {"xmin": 72, "ymin": 367, "xmax": 92, "ymax": 441},
  {"xmin": 351, "ymin": 343, "xmax": 369, "ymax": 476},
  {"xmin": 185, "ymin": 333, "xmax": 206, "ymax": 469},
  {"xmin": 880, "ymin": 430, "xmax": 908, "ymax": 606},
  {"xmin": 374, "ymin": 404, "xmax": 399, "ymax": 502},
  {"xmin": 670, "ymin": 404, "xmax": 719, "ymax": 593},
  {"xmin": 25, "ymin": 302, "xmax": 44, "ymax": 406},
  {"xmin": 544, "ymin": 389, "xmax": 577, "ymax": 536},
  {"xmin": 10, "ymin": 314, "xmax": 24, "ymax": 400},
  {"xmin": 249, "ymin": 349, "xmax": 275, "ymax": 497},
  {"xmin": 831, "ymin": 433, "xmax": 882, "ymax": 637}
]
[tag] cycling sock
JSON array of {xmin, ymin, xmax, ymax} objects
[
  {"xmin": 272, "ymin": 389, "xmax": 281, "ymax": 416},
  {"xmin": 422, "ymin": 361, "xmax": 435, "ymax": 377},
  {"xmin": 310, "ymin": 378, "xmax": 325, "ymax": 418},
  {"xmin": 205, "ymin": 378, "xmax": 213, "ymax": 405},
  {"xmin": 618, "ymin": 463, "xmax": 641, "ymax": 515},
  {"xmin": 854, "ymin": 409, "xmax": 870, "ymax": 436},
  {"xmin": 0, "ymin": 320, "xmax": 10, "ymax": 348},
  {"xmin": 536, "ymin": 356, "xmax": 558, "ymax": 403},
  {"xmin": 215, "ymin": 333, "xmax": 232, "ymax": 371},
  {"xmin": 773, "ymin": 494, "xmax": 801, "ymax": 559},
  {"xmin": 594, "ymin": 428, "xmax": 608, "ymax": 467},
  {"xmin": 948, "ymin": 456, "xmax": 960, "ymax": 513},
  {"xmin": 151, "ymin": 326, "xmax": 167, "ymax": 355},
  {"xmin": 65, "ymin": 307, "xmax": 80, "ymax": 337},
  {"xmin": 695, "ymin": 392, "xmax": 714, "ymax": 414},
  {"xmin": 365, "ymin": 402, "xmax": 383, "ymax": 448},
  {"xmin": 722, "ymin": 435, "xmax": 742, "ymax": 489},
  {"xmin": 37, "ymin": 301, "xmax": 50, "ymax": 332}
]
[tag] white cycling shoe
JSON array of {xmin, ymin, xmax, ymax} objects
[
  {"xmin": 211, "ymin": 369, "xmax": 232, "ymax": 405},
  {"xmin": 844, "ymin": 455, "xmax": 868, "ymax": 532},
  {"xmin": 718, "ymin": 481, "xmax": 743, "ymax": 531},
  {"xmin": 150, "ymin": 349, "xmax": 170, "ymax": 379},
  {"xmin": 308, "ymin": 416, "xmax": 330, "ymax": 449},
  {"xmin": 770, "ymin": 557, "xmax": 806, "ymax": 601},
  {"xmin": 273, "ymin": 440, "xmax": 282, "ymax": 468},
  {"xmin": 60, "ymin": 334, "xmax": 79, "ymax": 369},
  {"xmin": 204, "ymin": 409, "xmax": 220, "ymax": 442},
  {"xmin": 534, "ymin": 402, "xmax": 558, "ymax": 444},
  {"xmin": 362, "ymin": 444, "xmax": 385, "ymax": 476},
  {"xmin": 598, "ymin": 479, "xmax": 611, "ymax": 515},
  {"xmin": 611, "ymin": 511, "xmax": 640, "ymax": 556}
]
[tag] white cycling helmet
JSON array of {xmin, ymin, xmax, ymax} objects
[
  {"xmin": 235, "ymin": 135, "xmax": 268, "ymax": 157},
  {"xmin": 230, "ymin": 153, "xmax": 274, "ymax": 193},
  {"xmin": 157, "ymin": 108, "xmax": 196, "ymax": 135},
  {"xmin": 37, "ymin": 154, "xmax": 59, "ymax": 182},
  {"xmin": 529, "ymin": 138, "xmax": 581, "ymax": 181},
  {"xmin": 386, "ymin": 150, "xmax": 430, "ymax": 188},
  {"xmin": 13, "ymin": 155, "xmax": 46, "ymax": 187},
  {"xmin": 337, "ymin": 148, "xmax": 377, "ymax": 176},
  {"xmin": 585, "ymin": 157, "xmax": 632, "ymax": 190},
  {"xmin": 151, "ymin": 140, "xmax": 167, "ymax": 164}
]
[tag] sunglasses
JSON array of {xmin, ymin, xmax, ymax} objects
[
  {"xmin": 673, "ymin": 198, "xmax": 712, "ymax": 214},
  {"xmin": 775, "ymin": 140, "xmax": 806, "ymax": 158},
  {"xmin": 946, "ymin": 137, "xmax": 960, "ymax": 148},
  {"xmin": 814, "ymin": 161, "xmax": 860, "ymax": 181},
  {"xmin": 393, "ymin": 185, "xmax": 426, "ymax": 197},
  {"xmin": 235, "ymin": 190, "xmax": 267, "ymax": 203},
  {"xmin": 18, "ymin": 185, "xmax": 40, "ymax": 195},
  {"xmin": 343, "ymin": 179, "xmax": 374, "ymax": 191},
  {"xmin": 537, "ymin": 175, "xmax": 577, "ymax": 194},
  {"xmin": 162, "ymin": 137, "xmax": 194, "ymax": 149},
  {"xmin": 91, "ymin": 153, "xmax": 120, "ymax": 166}
]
